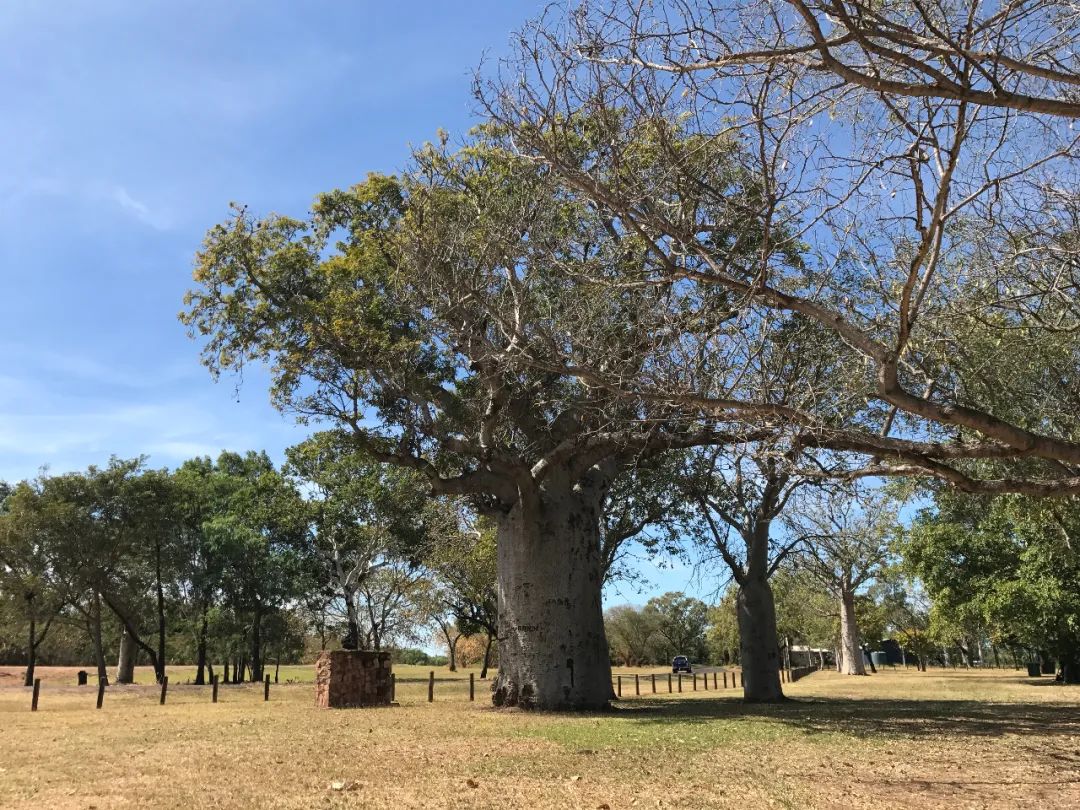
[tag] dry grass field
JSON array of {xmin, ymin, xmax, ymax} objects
[{"xmin": 1, "ymin": 664, "xmax": 1077, "ymax": 809}]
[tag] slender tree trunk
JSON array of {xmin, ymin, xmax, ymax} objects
[
  {"xmin": 481, "ymin": 631, "xmax": 494, "ymax": 680},
  {"xmin": 90, "ymin": 592, "xmax": 109, "ymax": 685},
  {"xmin": 154, "ymin": 539, "xmax": 167, "ymax": 683},
  {"xmin": 737, "ymin": 574, "xmax": 784, "ymax": 702},
  {"xmin": 116, "ymin": 627, "xmax": 137, "ymax": 684},
  {"xmin": 492, "ymin": 480, "xmax": 611, "ymax": 710},
  {"xmin": 274, "ymin": 656, "xmax": 280, "ymax": 684},
  {"xmin": 24, "ymin": 612, "xmax": 36, "ymax": 687},
  {"xmin": 249, "ymin": 610, "xmax": 263, "ymax": 682},
  {"xmin": 342, "ymin": 584, "xmax": 361, "ymax": 649},
  {"xmin": 441, "ymin": 623, "xmax": 460, "ymax": 672},
  {"xmin": 223, "ymin": 660, "xmax": 230, "ymax": 684},
  {"xmin": 194, "ymin": 611, "xmax": 209, "ymax": 686},
  {"xmin": 838, "ymin": 587, "xmax": 866, "ymax": 675}
]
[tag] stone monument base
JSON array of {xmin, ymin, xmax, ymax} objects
[{"xmin": 314, "ymin": 650, "xmax": 393, "ymax": 708}]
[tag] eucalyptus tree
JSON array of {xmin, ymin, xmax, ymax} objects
[
  {"xmin": 786, "ymin": 488, "xmax": 898, "ymax": 674},
  {"xmin": 422, "ymin": 511, "xmax": 499, "ymax": 677},
  {"xmin": 907, "ymin": 491, "xmax": 1080, "ymax": 682},
  {"xmin": 285, "ymin": 431, "xmax": 432, "ymax": 651},
  {"xmin": 0, "ymin": 480, "xmax": 67, "ymax": 686},
  {"xmin": 484, "ymin": 0, "xmax": 1080, "ymax": 497},
  {"xmin": 204, "ymin": 451, "xmax": 310, "ymax": 683},
  {"xmin": 643, "ymin": 592, "xmax": 710, "ymax": 663},
  {"xmin": 182, "ymin": 129, "xmax": 745, "ymax": 709}
]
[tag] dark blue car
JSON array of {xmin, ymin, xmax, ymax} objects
[{"xmin": 672, "ymin": 655, "xmax": 692, "ymax": 673}]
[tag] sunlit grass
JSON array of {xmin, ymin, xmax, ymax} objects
[{"xmin": 1, "ymin": 666, "xmax": 1077, "ymax": 809}]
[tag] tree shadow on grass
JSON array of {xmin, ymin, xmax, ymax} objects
[{"xmin": 611, "ymin": 695, "xmax": 1080, "ymax": 740}]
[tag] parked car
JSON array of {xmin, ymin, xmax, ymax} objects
[{"xmin": 672, "ymin": 655, "xmax": 692, "ymax": 673}]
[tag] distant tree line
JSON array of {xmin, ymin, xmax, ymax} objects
[{"xmin": 0, "ymin": 436, "xmax": 499, "ymax": 687}]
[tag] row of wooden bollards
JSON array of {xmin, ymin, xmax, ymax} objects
[
  {"xmin": 613, "ymin": 668, "xmax": 796, "ymax": 697},
  {"xmin": 29, "ymin": 674, "xmax": 274, "ymax": 711},
  {"xmin": 424, "ymin": 671, "xmax": 478, "ymax": 702},
  {"xmin": 614, "ymin": 671, "xmax": 741, "ymax": 697}
]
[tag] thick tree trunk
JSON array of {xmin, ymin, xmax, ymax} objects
[
  {"xmin": 838, "ymin": 588, "xmax": 866, "ymax": 675},
  {"xmin": 492, "ymin": 482, "xmax": 611, "ymax": 710},
  {"xmin": 1060, "ymin": 647, "xmax": 1080, "ymax": 684},
  {"xmin": 116, "ymin": 627, "xmax": 137, "ymax": 684},
  {"xmin": 737, "ymin": 576, "xmax": 784, "ymax": 702}
]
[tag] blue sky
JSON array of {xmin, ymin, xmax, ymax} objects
[{"xmin": 0, "ymin": 0, "xmax": 708, "ymax": 605}]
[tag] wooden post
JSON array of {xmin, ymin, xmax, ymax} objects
[
  {"xmin": 469, "ymin": 672, "xmax": 475, "ymax": 701},
  {"xmin": 617, "ymin": 675, "xmax": 622, "ymax": 697},
  {"xmin": 212, "ymin": 675, "xmax": 219, "ymax": 703},
  {"xmin": 31, "ymin": 678, "xmax": 41, "ymax": 711},
  {"xmin": 693, "ymin": 673, "xmax": 697, "ymax": 691},
  {"xmin": 667, "ymin": 672, "xmax": 672, "ymax": 693},
  {"xmin": 651, "ymin": 673, "xmax": 656, "ymax": 693},
  {"xmin": 264, "ymin": 674, "xmax": 271, "ymax": 702},
  {"xmin": 428, "ymin": 670, "xmax": 434, "ymax": 702},
  {"xmin": 739, "ymin": 672, "xmax": 744, "ymax": 687},
  {"xmin": 703, "ymin": 671, "xmax": 709, "ymax": 690},
  {"xmin": 391, "ymin": 673, "xmax": 396, "ymax": 702},
  {"xmin": 159, "ymin": 676, "xmax": 169, "ymax": 705},
  {"xmin": 723, "ymin": 671, "xmax": 728, "ymax": 688},
  {"xmin": 635, "ymin": 674, "xmax": 640, "ymax": 696},
  {"xmin": 713, "ymin": 672, "xmax": 717, "ymax": 689},
  {"xmin": 677, "ymin": 673, "xmax": 682, "ymax": 692},
  {"xmin": 96, "ymin": 678, "xmax": 106, "ymax": 710}
]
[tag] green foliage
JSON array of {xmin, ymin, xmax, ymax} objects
[{"xmin": 906, "ymin": 491, "xmax": 1080, "ymax": 673}]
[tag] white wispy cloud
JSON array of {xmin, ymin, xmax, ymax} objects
[{"xmin": 109, "ymin": 185, "xmax": 173, "ymax": 231}]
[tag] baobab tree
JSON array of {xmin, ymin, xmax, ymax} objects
[
  {"xmin": 786, "ymin": 487, "xmax": 898, "ymax": 675},
  {"xmin": 182, "ymin": 131, "xmax": 758, "ymax": 710}
]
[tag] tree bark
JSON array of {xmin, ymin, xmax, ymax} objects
[
  {"xmin": 838, "ymin": 588, "xmax": 867, "ymax": 675},
  {"xmin": 154, "ymin": 536, "xmax": 167, "ymax": 683},
  {"xmin": 737, "ymin": 574, "xmax": 784, "ymax": 702},
  {"xmin": 249, "ymin": 610, "xmax": 263, "ymax": 682},
  {"xmin": 491, "ymin": 480, "xmax": 612, "ymax": 710},
  {"xmin": 1060, "ymin": 647, "xmax": 1080, "ymax": 684},
  {"xmin": 342, "ymin": 583, "xmax": 361, "ymax": 650},
  {"xmin": 481, "ymin": 631, "xmax": 494, "ymax": 680},
  {"xmin": 24, "ymin": 612, "xmax": 36, "ymax": 687},
  {"xmin": 116, "ymin": 627, "xmax": 137, "ymax": 684},
  {"xmin": 194, "ymin": 612, "xmax": 209, "ymax": 686},
  {"xmin": 90, "ymin": 592, "xmax": 109, "ymax": 686}
]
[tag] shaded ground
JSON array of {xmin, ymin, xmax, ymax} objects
[{"xmin": 0, "ymin": 667, "xmax": 1076, "ymax": 808}]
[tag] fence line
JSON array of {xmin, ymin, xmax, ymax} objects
[{"xmin": 18, "ymin": 665, "xmax": 826, "ymax": 713}]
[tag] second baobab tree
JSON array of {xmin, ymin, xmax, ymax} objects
[{"xmin": 787, "ymin": 488, "xmax": 898, "ymax": 676}]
